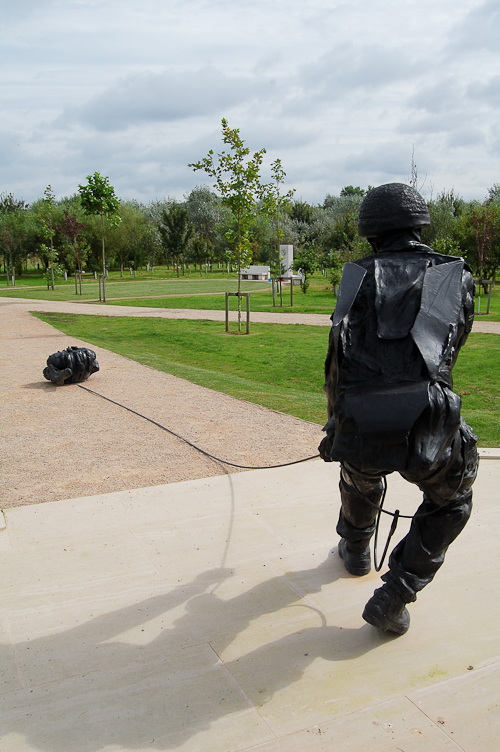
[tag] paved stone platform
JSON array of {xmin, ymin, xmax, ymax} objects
[
  {"xmin": 2, "ymin": 296, "xmax": 499, "ymax": 750},
  {"xmin": 1, "ymin": 458, "xmax": 499, "ymax": 751}
]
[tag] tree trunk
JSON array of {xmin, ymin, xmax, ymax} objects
[
  {"xmin": 101, "ymin": 214, "xmax": 106, "ymax": 277},
  {"xmin": 237, "ymin": 223, "xmax": 242, "ymax": 332}
]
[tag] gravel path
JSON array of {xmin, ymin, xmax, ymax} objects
[
  {"xmin": 1, "ymin": 299, "xmax": 324, "ymax": 509},
  {"xmin": 0, "ymin": 297, "xmax": 333, "ymax": 326},
  {"xmin": 3, "ymin": 295, "xmax": 499, "ymax": 331}
]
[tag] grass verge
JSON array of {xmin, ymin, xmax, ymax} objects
[
  {"xmin": 33, "ymin": 312, "xmax": 500, "ymax": 446},
  {"xmin": 34, "ymin": 313, "xmax": 328, "ymax": 424}
]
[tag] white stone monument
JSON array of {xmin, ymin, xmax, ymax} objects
[
  {"xmin": 279, "ymin": 244, "xmax": 302, "ymax": 285},
  {"xmin": 279, "ymin": 244, "xmax": 294, "ymax": 276}
]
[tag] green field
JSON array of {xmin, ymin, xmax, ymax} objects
[
  {"xmin": 34, "ymin": 312, "xmax": 500, "ymax": 447},
  {"xmin": 1, "ymin": 268, "xmax": 338, "ymax": 313},
  {"xmin": 0, "ymin": 272, "xmax": 269, "ymax": 303},
  {"xmin": 102, "ymin": 284, "xmax": 337, "ymax": 315},
  {"xmin": 1, "ymin": 268, "xmax": 340, "ymax": 313},
  {"xmin": 4, "ymin": 268, "xmax": 500, "ymax": 320}
]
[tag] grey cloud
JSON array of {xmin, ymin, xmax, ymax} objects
[
  {"xmin": 298, "ymin": 43, "xmax": 421, "ymax": 99},
  {"xmin": 2, "ymin": 0, "xmax": 498, "ymax": 206},
  {"xmin": 0, "ymin": 132, "xmax": 23, "ymax": 168},
  {"xmin": 447, "ymin": 0, "xmax": 500, "ymax": 54},
  {"xmin": 446, "ymin": 127, "xmax": 485, "ymax": 149},
  {"xmin": 54, "ymin": 120, "xmax": 310, "ymax": 203},
  {"xmin": 397, "ymin": 112, "xmax": 464, "ymax": 136},
  {"xmin": 55, "ymin": 127, "xmax": 224, "ymax": 201},
  {"xmin": 409, "ymin": 78, "xmax": 463, "ymax": 114},
  {"xmin": 487, "ymin": 127, "xmax": 500, "ymax": 155},
  {"xmin": 0, "ymin": 125, "xmax": 80, "ymax": 201},
  {"xmin": 0, "ymin": 0, "xmax": 53, "ymax": 22},
  {"xmin": 401, "ymin": 67, "xmax": 500, "ymax": 142},
  {"xmin": 59, "ymin": 67, "xmax": 271, "ymax": 132},
  {"xmin": 467, "ymin": 76, "xmax": 500, "ymax": 106},
  {"xmin": 238, "ymin": 121, "xmax": 318, "ymax": 153},
  {"xmin": 342, "ymin": 143, "xmax": 416, "ymax": 178},
  {"xmin": 285, "ymin": 143, "xmax": 415, "ymax": 204}
]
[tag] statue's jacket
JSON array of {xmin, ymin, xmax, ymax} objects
[
  {"xmin": 323, "ymin": 243, "xmax": 475, "ymax": 474},
  {"xmin": 43, "ymin": 346, "xmax": 99, "ymax": 386}
]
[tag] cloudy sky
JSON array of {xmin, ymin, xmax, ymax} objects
[{"xmin": 1, "ymin": 0, "xmax": 499, "ymax": 204}]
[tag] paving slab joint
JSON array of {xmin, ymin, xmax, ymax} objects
[{"xmin": 0, "ymin": 510, "xmax": 6, "ymax": 531}]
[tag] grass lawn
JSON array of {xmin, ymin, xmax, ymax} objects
[
  {"xmin": 104, "ymin": 278, "xmax": 337, "ymax": 315},
  {"xmin": 34, "ymin": 312, "xmax": 328, "ymax": 424},
  {"xmin": 33, "ymin": 312, "xmax": 500, "ymax": 447},
  {"xmin": 0, "ymin": 272, "xmax": 268, "ymax": 303},
  {"xmin": 0, "ymin": 266, "xmax": 230, "ymax": 287},
  {"xmin": 1, "ymin": 267, "xmax": 337, "ymax": 313},
  {"xmin": 452, "ymin": 333, "xmax": 500, "ymax": 447},
  {"xmin": 5, "ymin": 268, "xmax": 500, "ymax": 320}
]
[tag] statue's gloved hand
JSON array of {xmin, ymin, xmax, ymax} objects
[
  {"xmin": 318, "ymin": 434, "xmax": 334, "ymax": 462},
  {"xmin": 319, "ymin": 415, "xmax": 336, "ymax": 462},
  {"xmin": 43, "ymin": 364, "xmax": 73, "ymax": 385}
]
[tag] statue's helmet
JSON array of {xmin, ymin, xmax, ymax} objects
[{"xmin": 358, "ymin": 183, "xmax": 430, "ymax": 238}]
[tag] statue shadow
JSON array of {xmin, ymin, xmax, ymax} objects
[
  {"xmin": 2, "ymin": 556, "xmax": 392, "ymax": 751},
  {"xmin": 21, "ymin": 382, "xmax": 54, "ymax": 389}
]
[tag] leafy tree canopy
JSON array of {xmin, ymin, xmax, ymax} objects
[
  {"xmin": 0, "ymin": 192, "xmax": 28, "ymax": 213},
  {"xmin": 340, "ymin": 185, "xmax": 366, "ymax": 197},
  {"xmin": 78, "ymin": 172, "xmax": 120, "ymax": 218}
]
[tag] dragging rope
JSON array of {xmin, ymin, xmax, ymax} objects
[{"xmin": 77, "ymin": 383, "xmax": 320, "ymax": 470}]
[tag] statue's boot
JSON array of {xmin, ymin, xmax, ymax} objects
[
  {"xmin": 338, "ymin": 538, "xmax": 371, "ymax": 576},
  {"xmin": 362, "ymin": 584, "xmax": 410, "ymax": 635}
]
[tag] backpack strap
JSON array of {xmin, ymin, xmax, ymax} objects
[
  {"xmin": 331, "ymin": 262, "xmax": 367, "ymax": 327},
  {"xmin": 410, "ymin": 260, "xmax": 464, "ymax": 380}
]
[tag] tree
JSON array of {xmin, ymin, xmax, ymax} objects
[
  {"xmin": 158, "ymin": 202, "xmax": 194, "ymax": 276},
  {"xmin": 293, "ymin": 243, "xmax": 318, "ymax": 294},
  {"xmin": 462, "ymin": 200, "xmax": 500, "ymax": 286},
  {"xmin": 185, "ymin": 185, "xmax": 227, "ymax": 270},
  {"xmin": 260, "ymin": 159, "xmax": 295, "ymax": 275},
  {"xmin": 38, "ymin": 186, "xmax": 64, "ymax": 290},
  {"xmin": 0, "ymin": 193, "xmax": 27, "ymax": 214},
  {"xmin": 189, "ymin": 234, "xmax": 211, "ymax": 275},
  {"xmin": 322, "ymin": 192, "xmax": 364, "ymax": 217},
  {"xmin": 324, "ymin": 249, "xmax": 344, "ymax": 294},
  {"xmin": 340, "ymin": 185, "xmax": 366, "ymax": 197},
  {"xmin": 58, "ymin": 207, "xmax": 85, "ymax": 276},
  {"xmin": 0, "ymin": 193, "xmax": 31, "ymax": 281},
  {"xmin": 185, "ymin": 185, "xmax": 223, "ymax": 245},
  {"xmin": 104, "ymin": 200, "xmax": 157, "ymax": 274},
  {"xmin": 488, "ymin": 183, "xmax": 500, "ymax": 201},
  {"xmin": 189, "ymin": 118, "xmax": 269, "ymax": 331},
  {"xmin": 288, "ymin": 199, "xmax": 315, "ymax": 225},
  {"xmin": 421, "ymin": 190, "xmax": 464, "ymax": 251},
  {"xmin": 319, "ymin": 209, "xmax": 369, "ymax": 266},
  {"xmin": 78, "ymin": 172, "xmax": 120, "ymax": 286},
  {"xmin": 409, "ymin": 145, "xmax": 426, "ymax": 193}
]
